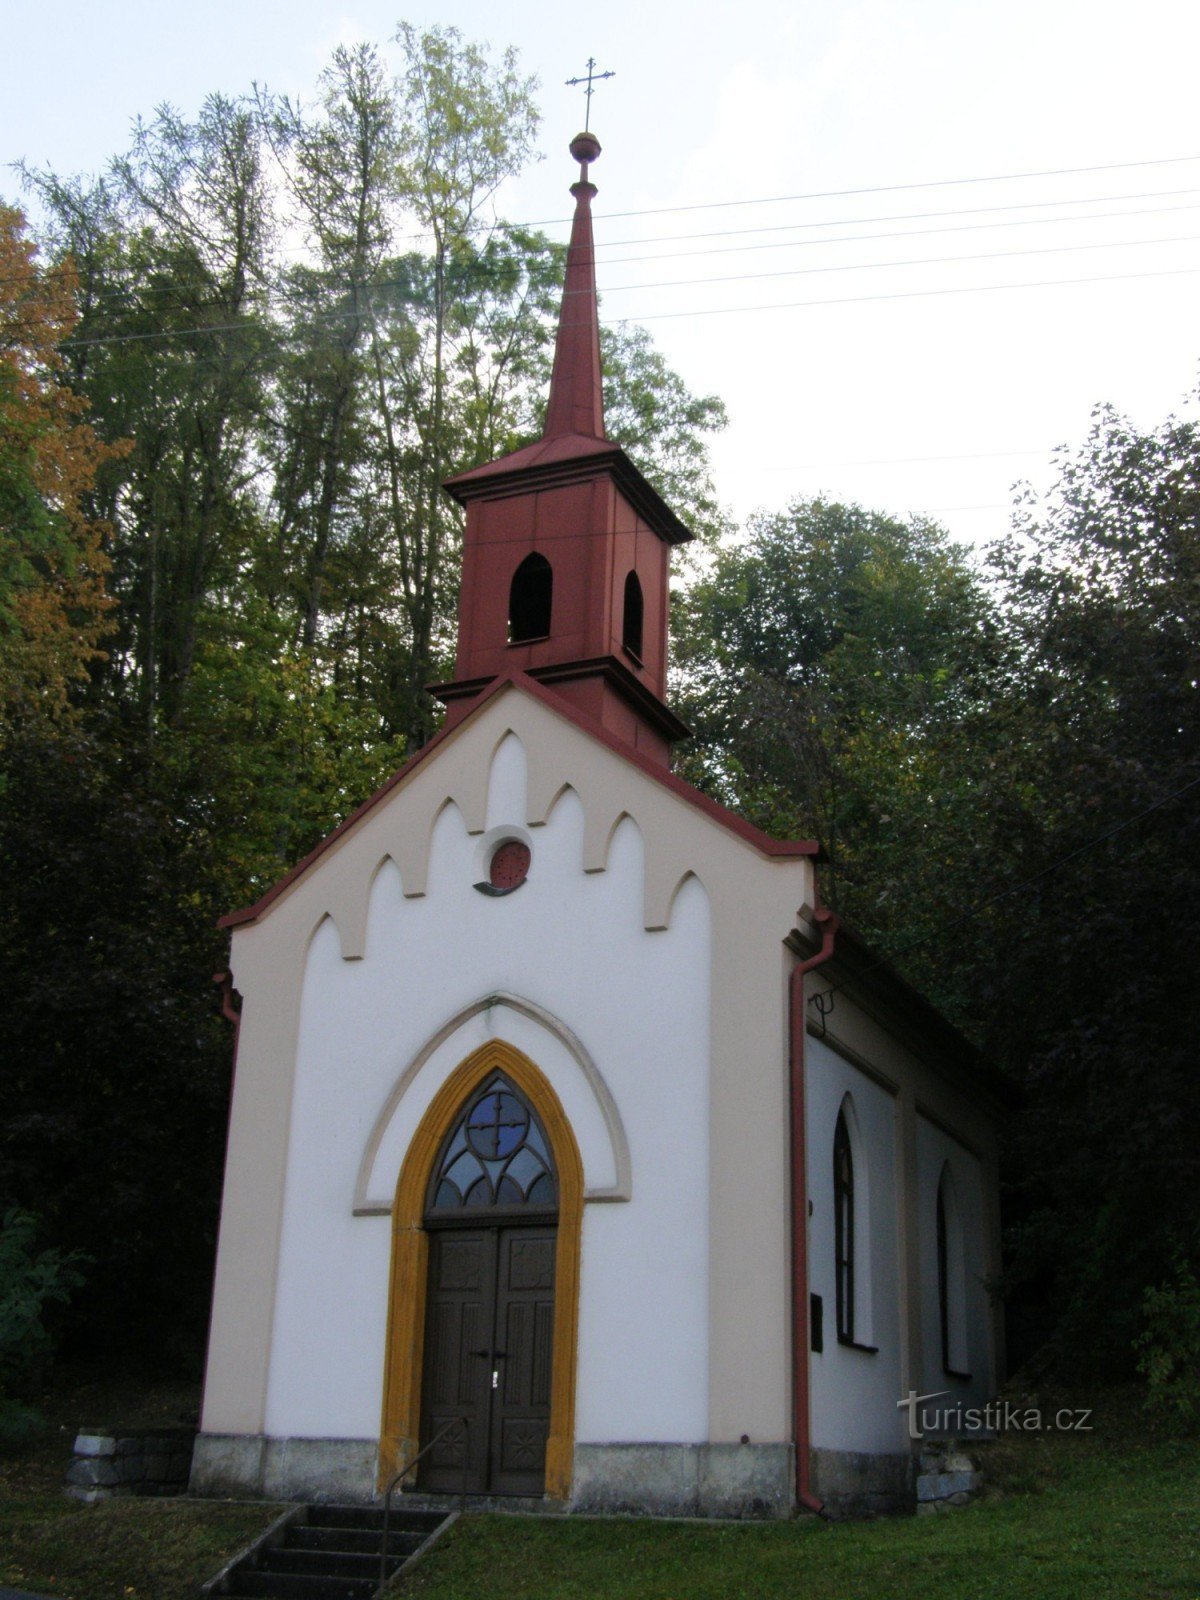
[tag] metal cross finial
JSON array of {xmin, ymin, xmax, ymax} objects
[{"xmin": 565, "ymin": 57, "xmax": 615, "ymax": 131}]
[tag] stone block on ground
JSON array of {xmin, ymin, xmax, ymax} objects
[{"xmin": 73, "ymin": 1433, "xmax": 117, "ymax": 1458}]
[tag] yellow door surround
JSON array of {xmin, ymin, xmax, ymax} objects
[{"xmin": 378, "ymin": 1038, "xmax": 583, "ymax": 1499}]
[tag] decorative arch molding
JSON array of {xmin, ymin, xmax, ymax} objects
[
  {"xmin": 353, "ymin": 992, "xmax": 632, "ymax": 1214},
  {"xmin": 582, "ymin": 806, "xmax": 637, "ymax": 875},
  {"xmin": 530, "ymin": 778, "xmax": 581, "ymax": 830},
  {"xmin": 644, "ymin": 865, "xmax": 708, "ymax": 935},
  {"xmin": 379, "ymin": 1037, "xmax": 582, "ymax": 1498},
  {"xmin": 484, "ymin": 728, "xmax": 528, "ymax": 830}
]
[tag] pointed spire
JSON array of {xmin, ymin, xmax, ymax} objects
[{"xmin": 543, "ymin": 132, "xmax": 606, "ymax": 441}]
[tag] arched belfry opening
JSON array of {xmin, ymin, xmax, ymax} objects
[
  {"xmin": 622, "ymin": 570, "xmax": 644, "ymax": 658},
  {"xmin": 509, "ymin": 553, "xmax": 553, "ymax": 643}
]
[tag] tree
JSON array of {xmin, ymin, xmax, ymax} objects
[
  {"xmin": 673, "ymin": 497, "xmax": 996, "ymax": 937},
  {"xmin": 601, "ymin": 322, "xmax": 730, "ymax": 547},
  {"xmin": 2, "ymin": 29, "xmax": 743, "ymax": 1372},
  {"xmin": 976, "ymin": 400, "xmax": 1200, "ymax": 1368},
  {"xmin": 0, "ymin": 206, "xmax": 124, "ymax": 727}
]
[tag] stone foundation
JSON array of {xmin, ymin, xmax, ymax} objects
[
  {"xmin": 915, "ymin": 1441, "xmax": 984, "ymax": 1513},
  {"xmin": 808, "ymin": 1447, "xmax": 915, "ymax": 1517},
  {"xmin": 190, "ymin": 1435, "xmax": 378, "ymax": 1503},
  {"xmin": 571, "ymin": 1443, "xmax": 793, "ymax": 1518},
  {"xmin": 192, "ymin": 1434, "xmax": 932, "ymax": 1519},
  {"xmin": 67, "ymin": 1428, "xmax": 195, "ymax": 1503},
  {"xmin": 191, "ymin": 1434, "xmax": 793, "ymax": 1517}
]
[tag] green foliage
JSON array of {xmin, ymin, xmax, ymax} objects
[
  {"xmin": 675, "ymin": 416, "xmax": 1200, "ymax": 1375},
  {"xmin": 600, "ymin": 323, "xmax": 730, "ymax": 546},
  {"xmin": 0, "ymin": 1209, "xmax": 86, "ymax": 1442},
  {"xmin": 673, "ymin": 497, "xmax": 996, "ymax": 948},
  {"xmin": 979, "ymin": 401, "xmax": 1200, "ymax": 1369},
  {"xmin": 4, "ymin": 25, "xmax": 725, "ymax": 1372},
  {"xmin": 1135, "ymin": 1254, "xmax": 1200, "ymax": 1429}
]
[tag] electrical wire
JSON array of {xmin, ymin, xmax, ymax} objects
[
  {"xmin": 512, "ymin": 152, "xmax": 1200, "ymax": 228},
  {"xmin": 588, "ymin": 184, "xmax": 1200, "ymax": 252},
  {"xmin": 54, "ymin": 233, "xmax": 1200, "ymax": 353},
  {"xmin": 594, "ymin": 198, "xmax": 1200, "ymax": 270},
  {"xmin": 14, "ymin": 170, "xmax": 1200, "ymax": 302},
  {"xmin": 626, "ymin": 261, "xmax": 1200, "ymax": 322},
  {"xmin": 596, "ymin": 229, "xmax": 1200, "ymax": 298}
]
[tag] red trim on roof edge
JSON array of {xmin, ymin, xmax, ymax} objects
[{"xmin": 219, "ymin": 671, "xmax": 817, "ymax": 931}]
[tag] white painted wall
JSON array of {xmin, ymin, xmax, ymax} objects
[
  {"xmin": 915, "ymin": 1118, "xmax": 992, "ymax": 1423},
  {"xmin": 262, "ymin": 733, "xmax": 712, "ymax": 1446},
  {"xmin": 806, "ymin": 1037, "xmax": 907, "ymax": 1456}
]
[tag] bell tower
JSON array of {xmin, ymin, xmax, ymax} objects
[{"xmin": 432, "ymin": 132, "xmax": 691, "ymax": 767}]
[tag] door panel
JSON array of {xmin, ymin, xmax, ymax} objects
[
  {"xmin": 489, "ymin": 1227, "xmax": 556, "ymax": 1494},
  {"xmin": 419, "ymin": 1231, "xmax": 494, "ymax": 1492},
  {"xmin": 419, "ymin": 1223, "xmax": 556, "ymax": 1496}
]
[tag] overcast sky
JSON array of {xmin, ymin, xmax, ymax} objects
[{"xmin": 5, "ymin": 0, "xmax": 1200, "ymax": 548}]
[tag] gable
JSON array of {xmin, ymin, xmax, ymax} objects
[{"xmin": 221, "ymin": 672, "xmax": 817, "ymax": 952}]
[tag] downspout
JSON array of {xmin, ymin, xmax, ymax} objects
[
  {"xmin": 789, "ymin": 904, "xmax": 839, "ymax": 1515},
  {"xmin": 213, "ymin": 969, "xmax": 243, "ymax": 1076}
]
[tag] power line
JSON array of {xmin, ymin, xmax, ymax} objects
[
  {"xmin": 757, "ymin": 448, "xmax": 1048, "ymax": 473},
  {"xmin": 18, "ymin": 170, "xmax": 1200, "ymax": 303},
  {"xmin": 627, "ymin": 261, "xmax": 1200, "ymax": 322},
  {"xmin": 590, "ymin": 184, "xmax": 1200, "ymax": 252},
  {"xmin": 56, "ymin": 240, "xmax": 1200, "ymax": 353},
  {"xmin": 24, "ymin": 192, "xmax": 1188, "ymax": 316},
  {"xmin": 595, "ymin": 198, "xmax": 1200, "ymax": 270},
  {"xmin": 597, "ymin": 229, "xmax": 1200, "ymax": 298},
  {"xmin": 514, "ymin": 152, "xmax": 1200, "ymax": 228}
]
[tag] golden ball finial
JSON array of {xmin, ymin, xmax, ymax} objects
[{"xmin": 569, "ymin": 131, "xmax": 602, "ymax": 166}]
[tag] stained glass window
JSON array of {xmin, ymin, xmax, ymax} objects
[{"xmin": 427, "ymin": 1073, "xmax": 557, "ymax": 1214}]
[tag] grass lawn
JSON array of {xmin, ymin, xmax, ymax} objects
[
  {"xmin": 1, "ymin": 1376, "xmax": 1195, "ymax": 1600},
  {"xmin": 0, "ymin": 1368, "xmax": 279, "ymax": 1600},
  {"xmin": 397, "ymin": 1394, "xmax": 1200, "ymax": 1600}
]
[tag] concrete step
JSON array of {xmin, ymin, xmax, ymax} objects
[
  {"xmin": 263, "ymin": 1548, "xmax": 400, "ymax": 1580},
  {"xmin": 305, "ymin": 1503, "xmax": 444, "ymax": 1533},
  {"xmin": 286, "ymin": 1525, "xmax": 424, "ymax": 1557},
  {"xmin": 212, "ymin": 1501, "xmax": 453, "ymax": 1598},
  {"xmin": 228, "ymin": 1569, "xmax": 377, "ymax": 1600}
]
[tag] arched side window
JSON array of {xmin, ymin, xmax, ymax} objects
[
  {"xmin": 622, "ymin": 570, "xmax": 644, "ymax": 659},
  {"xmin": 937, "ymin": 1162, "xmax": 970, "ymax": 1376},
  {"xmin": 509, "ymin": 553, "xmax": 553, "ymax": 643},
  {"xmin": 833, "ymin": 1109, "xmax": 855, "ymax": 1343},
  {"xmin": 426, "ymin": 1071, "xmax": 558, "ymax": 1216}
]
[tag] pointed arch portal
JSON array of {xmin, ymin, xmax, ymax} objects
[{"xmin": 380, "ymin": 1040, "xmax": 583, "ymax": 1499}]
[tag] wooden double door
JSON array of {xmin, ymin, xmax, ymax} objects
[{"xmin": 418, "ymin": 1223, "xmax": 556, "ymax": 1496}]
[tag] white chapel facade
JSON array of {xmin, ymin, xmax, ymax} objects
[{"xmin": 191, "ymin": 132, "xmax": 1005, "ymax": 1518}]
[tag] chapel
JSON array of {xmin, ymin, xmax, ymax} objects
[{"xmin": 191, "ymin": 130, "xmax": 1005, "ymax": 1519}]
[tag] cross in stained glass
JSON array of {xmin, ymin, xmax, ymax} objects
[{"xmin": 467, "ymin": 1089, "xmax": 527, "ymax": 1159}]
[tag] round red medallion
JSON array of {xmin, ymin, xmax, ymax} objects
[{"xmin": 488, "ymin": 839, "xmax": 531, "ymax": 891}]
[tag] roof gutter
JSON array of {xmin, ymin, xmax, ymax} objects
[{"xmin": 789, "ymin": 904, "xmax": 839, "ymax": 1516}]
